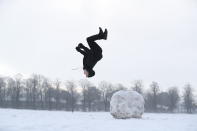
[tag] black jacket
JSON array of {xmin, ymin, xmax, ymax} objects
[{"xmin": 83, "ymin": 51, "xmax": 102, "ymax": 71}]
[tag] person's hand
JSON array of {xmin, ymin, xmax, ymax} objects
[
  {"xmin": 76, "ymin": 47, "xmax": 80, "ymax": 52},
  {"xmin": 78, "ymin": 43, "xmax": 83, "ymax": 48}
]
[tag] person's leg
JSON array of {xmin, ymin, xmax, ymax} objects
[
  {"xmin": 86, "ymin": 28, "xmax": 107, "ymax": 43},
  {"xmin": 86, "ymin": 27, "xmax": 107, "ymax": 52},
  {"xmin": 86, "ymin": 38, "xmax": 103, "ymax": 61},
  {"xmin": 86, "ymin": 40, "xmax": 102, "ymax": 54}
]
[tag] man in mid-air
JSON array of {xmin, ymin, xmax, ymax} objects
[{"xmin": 76, "ymin": 27, "xmax": 108, "ymax": 77}]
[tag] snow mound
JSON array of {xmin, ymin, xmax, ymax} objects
[{"xmin": 110, "ymin": 90, "xmax": 144, "ymax": 119}]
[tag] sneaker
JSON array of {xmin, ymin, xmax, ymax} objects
[
  {"xmin": 103, "ymin": 29, "xmax": 108, "ymax": 40},
  {"xmin": 99, "ymin": 27, "xmax": 104, "ymax": 35},
  {"xmin": 76, "ymin": 47, "xmax": 80, "ymax": 52}
]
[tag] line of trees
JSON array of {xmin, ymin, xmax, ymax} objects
[{"xmin": 0, "ymin": 74, "xmax": 196, "ymax": 113}]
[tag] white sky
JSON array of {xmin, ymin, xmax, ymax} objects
[{"xmin": 0, "ymin": 0, "xmax": 197, "ymax": 89}]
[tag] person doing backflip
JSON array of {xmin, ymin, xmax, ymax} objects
[{"xmin": 76, "ymin": 27, "xmax": 108, "ymax": 77}]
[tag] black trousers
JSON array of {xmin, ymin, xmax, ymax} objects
[{"xmin": 87, "ymin": 36, "xmax": 102, "ymax": 54}]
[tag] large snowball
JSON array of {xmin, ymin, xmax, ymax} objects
[{"xmin": 110, "ymin": 90, "xmax": 144, "ymax": 119}]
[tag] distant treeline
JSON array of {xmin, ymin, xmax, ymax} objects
[{"xmin": 0, "ymin": 74, "xmax": 196, "ymax": 113}]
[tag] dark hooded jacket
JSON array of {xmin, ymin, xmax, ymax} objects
[{"xmin": 83, "ymin": 50, "xmax": 102, "ymax": 72}]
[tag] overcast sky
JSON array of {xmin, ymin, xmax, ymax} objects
[{"xmin": 0, "ymin": 0, "xmax": 197, "ymax": 89}]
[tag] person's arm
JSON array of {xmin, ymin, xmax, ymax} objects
[
  {"xmin": 78, "ymin": 43, "xmax": 90, "ymax": 53},
  {"xmin": 76, "ymin": 47, "xmax": 86, "ymax": 55}
]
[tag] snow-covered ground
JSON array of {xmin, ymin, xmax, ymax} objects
[{"xmin": 0, "ymin": 109, "xmax": 197, "ymax": 131}]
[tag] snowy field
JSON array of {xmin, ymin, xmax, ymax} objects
[{"xmin": 0, "ymin": 109, "xmax": 197, "ymax": 131}]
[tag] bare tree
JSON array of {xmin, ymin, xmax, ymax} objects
[
  {"xmin": 43, "ymin": 78, "xmax": 53, "ymax": 110},
  {"xmin": 54, "ymin": 79, "xmax": 61, "ymax": 110},
  {"xmin": 157, "ymin": 92, "xmax": 170, "ymax": 112},
  {"xmin": 31, "ymin": 74, "xmax": 39, "ymax": 109},
  {"xmin": 79, "ymin": 79, "xmax": 92, "ymax": 111},
  {"xmin": 168, "ymin": 87, "xmax": 180, "ymax": 112},
  {"xmin": 24, "ymin": 78, "xmax": 31, "ymax": 108},
  {"xmin": 13, "ymin": 74, "xmax": 24, "ymax": 108},
  {"xmin": 150, "ymin": 81, "xmax": 160, "ymax": 112},
  {"xmin": 0, "ymin": 77, "xmax": 6, "ymax": 107},
  {"xmin": 65, "ymin": 81, "xmax": 78, "ymax": 112},
  {"xmin": 183, "ymin": 84, "xmax": 195, "ymax": 113},
  {"xmin": 131, "ymin": 80, "xmax": 143, "ymax": 94},
  {"xmin": 86, "ymin": 86, "xmax": 101, "ymax": 111},
  {"xmin": 24, "ymin": 74, "xmax": 41, "ymax": 109},
  {"xmin": 2, "ymin": 73, "xmax": 197, "ymax": 113},
  {"xmin": 7, "ymin": 78, "xmax": 15, "ymax": 108},
  {"xmin": 99, "ymin": 81, "xmax": 113, "ymax": 111},
  {"xmin": 37, "ymin": 75, "xmax": 46, "ymax": 109}
]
